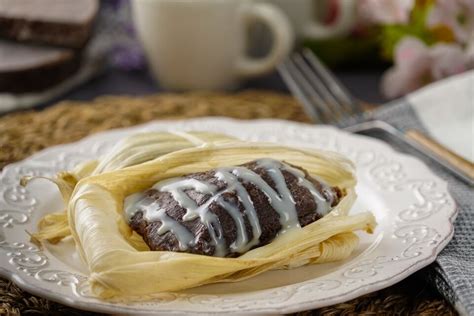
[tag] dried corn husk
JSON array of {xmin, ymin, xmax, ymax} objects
[{"xmin": 30, "ymin": 132, "xmax": 375, "ymax": 299}]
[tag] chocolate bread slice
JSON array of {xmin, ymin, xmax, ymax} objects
[
  {"xmin": 0, "ymin": 40, "xmax": 80, "ymax": 93},
  {"xmin": 0, "ymin": 0, "xmax": 99, "ymax": 48},
  {"xmin": 127, "ymin": 159, "xmax": 344, "ymax": 257}
]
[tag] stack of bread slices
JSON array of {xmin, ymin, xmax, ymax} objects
[{"xmin": 0, "ymin": 0, "xmax": 99, "ymax": 94}]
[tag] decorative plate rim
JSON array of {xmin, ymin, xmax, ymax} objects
[{"xmin": 0, "ymin": 117, "xmax": 458, "ymax": 315}]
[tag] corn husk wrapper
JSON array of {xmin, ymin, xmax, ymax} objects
[
  {"xmin": 30, "ymin": 132, "xmax": 375, "ymax": 299},
  {"xmin": 31, "ymin": 132, "xmax": 237, "ymax": 243}
]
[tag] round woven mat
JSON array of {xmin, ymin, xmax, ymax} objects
[{"xmin": 0, "ymin": 90, "xmax": 456, "ymax": 315}]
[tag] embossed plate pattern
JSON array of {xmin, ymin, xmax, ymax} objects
[{"xmin": 0, "ymin": 118, "xmax": 457, "ymax": 314}]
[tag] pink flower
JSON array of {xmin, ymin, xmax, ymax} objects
[
  {"xmin": 357, "ymin": 0, "xmax": 414, "ymax": 25},
  {"xmin": 381, "ymin": 36, "xmax": 473, "ymax": 98},
  {"xmin": 430, "ymin": 45, "xmax": 468, "ymax": 79},
  {"xmin": 427, "ymin": 0, "xmax": 474, "ymax": 44}
]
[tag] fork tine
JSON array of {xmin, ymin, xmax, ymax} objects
[
  {"xmin": 283, "ymin": 56, "xmax": 347, "ymax": 124},
  {"xmin": 302, "ymin": 48, "xmax": 361, "ymax": 115},
  {"xmin": 289, "ymin": 55, "xmax": 336, "ymax": 122},
  {"xmin": 292, "ymin": 54, "xmax": 347, "ymax": 122},
  {"xmin": 277, "ymin": 61, "xmax": 323, "ymax": 123}
]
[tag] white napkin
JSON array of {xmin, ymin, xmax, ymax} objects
[{"xmin": 407, "ymin": 70, "xmax": 474, "ymax": 162}]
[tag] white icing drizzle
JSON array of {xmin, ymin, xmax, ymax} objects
[
  {"xmin": 154, "ymin": 178, "xmax": 218, "ymax": 221},
  {"xmin": 155, "ymin": 178, "xmax": 228, "ymax": 256},
  {"xmin": 217, "ymin": 199, "xmax": 248, "ymax": 252},
  {"xmin": 125, "ymin": 195, "xmax": 195, "ymax": 250},
  {"xmin": 124, "ymin": 158, "xmax": 335, "ymax": 257},
  {"xmin": 279, "ymin": 162, "xmax": 335, "ymax": 216},
  {"xmin": 214, "ymin": 170, "xmax": 262, "ymax": 252}
]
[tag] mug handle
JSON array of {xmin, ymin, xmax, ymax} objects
[
  {"xmin": 236, "ymin": 3, "xmax": 294, "ymax": 78},
  {"xmin": 304, "ymin": 0, "xmax": 356, "ymax": 39}
]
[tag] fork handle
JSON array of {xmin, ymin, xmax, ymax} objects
[{"xmin": 406, "ymin": 129, "xmax": 474, "ymax": 180}]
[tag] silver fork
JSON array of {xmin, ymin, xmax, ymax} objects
[
  {"xmin": 277, "ymin": 48, "xmax": 474, "ymax": 186},
  {"xmin": 278, "ymin": 48, "xmax": 361, "ymax": 124}
]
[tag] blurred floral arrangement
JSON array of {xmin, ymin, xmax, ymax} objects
[{"xmin": 357, "ymin": 0, "xmax": 474, "ymax": 98}]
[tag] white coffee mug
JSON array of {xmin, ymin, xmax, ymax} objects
[
  {"xmin": 265, "ymin": 0, "xmax": 356, "ymax": 40},
  {"xmin": 132, "ymin": 0, "xmax": 294, "ymax": 91}
]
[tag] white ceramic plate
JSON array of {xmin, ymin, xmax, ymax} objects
[{"xmin": 0, "ymin": 118, "xmax": 457, "ymax": 315}]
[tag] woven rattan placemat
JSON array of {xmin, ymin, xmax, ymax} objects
[{"xmin": 0, "ymin": 91, "xmax": 456, "ymax": 315}]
